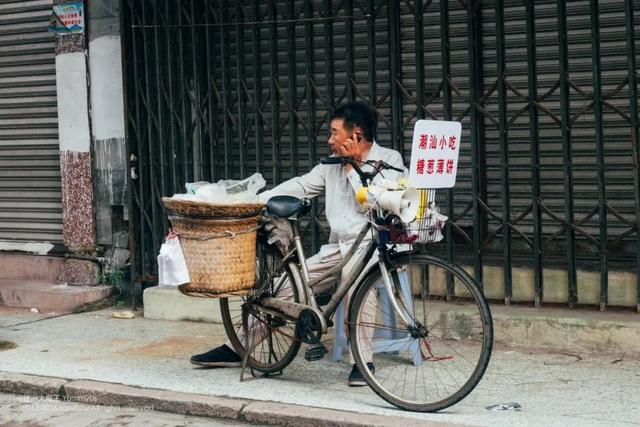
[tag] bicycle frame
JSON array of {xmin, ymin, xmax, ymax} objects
[
  {"xmin": 255, "ymin": 156, "xmax": 417, "ymax": 334},
  {"xmin": 259, "ymin": 212, "xmax": 413, "ymax": 331}
]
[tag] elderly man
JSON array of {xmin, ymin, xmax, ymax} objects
[{"xmin": 191, "ymin": 102, "xmax": 406, "ymax": 386}]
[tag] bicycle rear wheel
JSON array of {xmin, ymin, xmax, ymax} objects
[
  {"xmin": 349, "ymin": 253, "xmax": 493, "ymax": 412},
  {"xmin": 220, "ymin": 244, "xmax": 301, "ymax": 374}
]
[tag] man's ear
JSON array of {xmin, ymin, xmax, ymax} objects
[{"xmin": 353, "ymin": 126, "xmax": 364, "ymax": 142}]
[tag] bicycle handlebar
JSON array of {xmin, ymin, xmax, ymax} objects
[{"xmin": 320, "ymin": 156, "xmax": 403, "ymax": 186}]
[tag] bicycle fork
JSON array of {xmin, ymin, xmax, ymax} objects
[
  {"xmin": 381, "ymin": 258, "xmax": 431, "ymax": 342},
  {"xmin": 378, "ymin": 259, "xmax": 413, "ymax": 327}
]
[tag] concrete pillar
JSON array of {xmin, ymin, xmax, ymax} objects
[
  {"xmin": 53, "ymin": 1, "xmax": 100, "ymax": 285},
  {"xmin": 54, "ymin": 0, "xmax": 96, "ymax": 254},
  {"xmin": 86, "ymin": 0, "xmax": 129, "ymax": 268}
]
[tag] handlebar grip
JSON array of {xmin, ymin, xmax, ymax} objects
[{"xmin": 320, "ymin": 157, "xmax": 344, "ymax": 165}]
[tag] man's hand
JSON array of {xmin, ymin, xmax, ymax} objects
[{"xmin": 337, "ymin": 132, "xmax": 364, "ymax": 171}]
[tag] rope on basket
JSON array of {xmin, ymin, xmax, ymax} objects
[
  {"xmin": 177, "ymin": 225, "xmax": 261, "ymax": 241},
  {"xmin": 178, "ymin": 284, "xmax": 252, "ymax": 298}
]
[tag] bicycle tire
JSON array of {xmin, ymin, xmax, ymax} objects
[
  {"xmin": 220, "ymin": 245, "xmax": 302, "ymax": 374},
  {"xmin": 348, "ymin": 253, "xmax": 493, "ymax": 412}
]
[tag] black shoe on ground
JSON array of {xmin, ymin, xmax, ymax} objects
[
  {"xmin": 348, "ymin": 362, "xmax": 375, "ymax": 387},
  {"xmin": 190, "ymin": 344, "xmax": 242, "ymax": 368}
]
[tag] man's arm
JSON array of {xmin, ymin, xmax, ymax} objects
[{"xmin": 259, "ymin": 164, "xmax": 326, "ymax": 202}]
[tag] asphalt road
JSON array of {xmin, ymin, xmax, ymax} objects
[{"xmin": 0, "ymin": 392, "xmax": 256, "ymax": 427}]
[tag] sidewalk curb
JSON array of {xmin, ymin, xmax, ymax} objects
[
  {"xmin": 0, "ymin": 372, "xmax": 67, "ymax": 397},
  {"xmin": 63, "ymin": 379, "xmax": 245, "ymax": 421},
  {"xmin": 0, "ymin": 371, "xmax": 463, "ymax": 427},
  {"xmin": 240, "ymin": 400, "xmax": 458, "ymax": 427}
]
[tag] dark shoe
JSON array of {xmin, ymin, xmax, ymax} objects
[
  {"xmin": 348, "ymin": 362, "xmax": 375, "ymax": 387},
  {"xmin": 190, "ymin": 344, "xmax": 242, "ymax": 368}
]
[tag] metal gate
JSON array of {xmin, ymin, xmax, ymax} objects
[
  {"xmin": 121, "ymin": 0, "xmax": 640, "ymax": 310},
  {"xmin": 0, "ymin": 0, "xmax": 63, "ymax": 245}
]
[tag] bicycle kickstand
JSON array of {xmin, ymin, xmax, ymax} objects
[{"xmin": 239, "ymin": 307, "xmax": 254, "ymax": 382}]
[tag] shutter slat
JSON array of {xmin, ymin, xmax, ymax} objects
[{"xmin": 0, "ymin": 0, "xmax": 62, "ymax": 244}]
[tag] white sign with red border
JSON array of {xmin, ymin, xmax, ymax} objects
[{"xmin": 409, "ymin": 120, "xmax": 462, "ymax": 189}]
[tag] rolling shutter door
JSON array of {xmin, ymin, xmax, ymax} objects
[
  {"xmin": 479, "ymin": 0, "xmax": 640, "ymax": 264},
  {"xmin": 226, "ymin": 0, "xmax": 639, "ymax": 264},
  {"xmin": 122, "ymin": 0, "xmax": 640, "ymax": 277},
  {"xmin": 0, "ymin": 0, "xmax": 63, "ymax": 244}
]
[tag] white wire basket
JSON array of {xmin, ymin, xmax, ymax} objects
[{"xmin": 406, "ymin": 189, "xmax": 447, "ymax": 244}]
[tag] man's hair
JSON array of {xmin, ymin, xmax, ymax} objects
[{"xmin": 332, "ymin": 102, "xmax": 377, "ymax": 142}]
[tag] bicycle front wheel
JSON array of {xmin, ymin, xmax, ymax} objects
[
  {"xmin": 349, "ymin": 254, "xmax": 493, "ymax": 412},
  {"xmin": 220, "ymin": 244, "xmax": 301, "ymax": 374}
]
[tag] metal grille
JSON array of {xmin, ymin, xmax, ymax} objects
[
  {"xmin": 121, "ymin": 0, "xmax": 640, "ymax": 310},
  {"xmin": 0, "ymin": 0, "xmax": 63, "ymax": 244}
]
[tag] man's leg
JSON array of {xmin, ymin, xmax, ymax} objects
[
  {"xmin": 228, "ymin": 250, "xmax": 342, "ymax": 349},
  {"xmin": 340, "ymin": 247, "xmax": 379, "ymax": 386},
  {"xmin": 191, "ymin": 248, "xmax": 341, "ymax": 367}
]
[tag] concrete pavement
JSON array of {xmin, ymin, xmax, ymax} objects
[{"xmin": 0, "ymin": 307, "xmax": 639, "ymax": 426}]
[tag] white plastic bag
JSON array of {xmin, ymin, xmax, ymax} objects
[
  {"xmin": 182, "ymin": 172, "xmax": 267, "ymax": 203},
  {"xmin": 157, "ymin": 235, "xmax": 190, "ymax": 286},
  {"xmin": 185, "ymin": 181, "xmax": 210, "ymax": 194},
  {"xmin": 408, "ymin": 203, "xmax": 448, "ymax": 243},
  {"xmin": 218, "ymin": 172, "xmax": 266, "ymax": 197},
  {"xmin": 195, "ymin": 183, "xmax": 228, "ymax": 201}
]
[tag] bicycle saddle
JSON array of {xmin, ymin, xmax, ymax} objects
[{"xmin": 267, "ymin": 195, "xmax": 311, "ymax": 218}]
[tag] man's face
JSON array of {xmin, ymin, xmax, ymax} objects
[{"xmin": 328, "ymin": 118, "xmax": 352, "ymax": 155}]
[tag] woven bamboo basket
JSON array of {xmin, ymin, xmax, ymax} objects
[
  {"xmin": 169, "ymin": 215, "xmax": 261, "ymax": 297},
  {"xmin": 162, "ymin": 197, "xmax": 264, "ymax": 219}
]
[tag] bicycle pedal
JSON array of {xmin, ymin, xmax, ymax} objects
[{"xmin": 304, "ymin": 344, "xmax": 327, "ymax": 362}]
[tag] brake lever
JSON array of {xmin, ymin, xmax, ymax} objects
[
  {"xmin": 380, "ymin": 161, "xmax": 404, "ymax": 173},
  {"xmin": 365, "ymin": 160, "xmax": 403, "ymax": 173}
]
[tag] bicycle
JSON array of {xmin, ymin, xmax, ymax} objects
[{"xmin": 219, "ymin": 157, "xmax": 493, "ymax": 412}]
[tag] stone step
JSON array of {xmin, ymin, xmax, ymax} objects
[
  {"xmin": 0, "ymin": 280, "xmax": 113, "ymax": 314},
  {"xmin": 143, "ymin": 284, "xmax": 640, "ymax": 355},
  {"xmin": 0, "ymin": 254, "xmax": 65, "ymax": 282}
]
